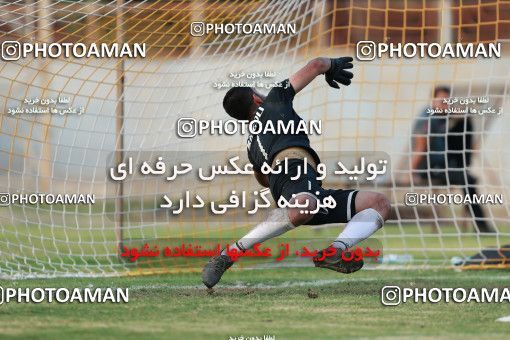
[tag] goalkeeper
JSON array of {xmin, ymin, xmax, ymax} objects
[{"xmin": 203, "ymin": 57, "xmax": 391, "ymax": 288}]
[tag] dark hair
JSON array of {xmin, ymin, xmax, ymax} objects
[
  {"xmin": 223, "ymin": 87, "xmax": 254, "ymax": 120},
  {"xmin": 433, "ymin": 85, "xmax": 451, "ymax": 97}
]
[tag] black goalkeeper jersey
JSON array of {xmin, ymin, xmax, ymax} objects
[{"xmin": 246, "ymin": 79, "xmax": 321, "ymax": 172}]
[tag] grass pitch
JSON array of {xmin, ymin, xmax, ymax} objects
[{"xmin": 1, "ymin": 268, "xmax": 509, "ymax": 339}]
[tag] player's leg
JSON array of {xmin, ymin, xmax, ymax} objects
[
  {"xmin": 223, "ymin": 193, "xmax": 316, "ymax": 253},
  {"xmin": 448, "ymin": 169, "xmax": 494, "ymax": 233},
  {"xmin": 202, "ymin": 193, "xmax": 317, "ymax": 288},
  {"xmin": 329, "ymin": 191, "xmax": 390, "ymax": 250},
  {"xmin": 203, "ymin": 158, "xmax": 322, "ymax": 288},
  {"xmin": 225, "ymin": 159, "xmax": 321, "ymax": 256},
  {"xmin": 223, "ymin": 194, "xmax": 317, "ymax": 254},
  {"xmin": 309, "ymin": 190, "xmax": 390, "ymax": 273}
]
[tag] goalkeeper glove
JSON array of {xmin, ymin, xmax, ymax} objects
[{"xmin": 325, "ymin": 57, "xmax": 354, "ymax": 89}]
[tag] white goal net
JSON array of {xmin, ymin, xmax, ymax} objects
[{"xmin": 0, "ymin": 0, "xmax": 509, "ymax": 278}]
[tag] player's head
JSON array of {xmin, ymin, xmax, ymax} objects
[
  {"xmin": 432, "ymin": 85, "xmax": 451, "ymax": 111},
  {"xmin": 223, "ymin": 87, "xmax": 265, "ymax": 120}
]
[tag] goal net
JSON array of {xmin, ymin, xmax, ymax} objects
[{"xmin": 0, "ymin": 0, "xmax": 509, "ymax": 278}]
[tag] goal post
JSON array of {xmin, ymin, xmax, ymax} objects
[{"xmin": 0, "ymin": 0, "xmax": 509, "ymax": 278}]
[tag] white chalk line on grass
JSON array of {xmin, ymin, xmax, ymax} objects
[
  {"xmin": 127, "ymin": 273, "xmax": 510, "ymax": 290},
  {"xmin": 130, "ymin": 278, "xmax": 377, "ymax": 290}
]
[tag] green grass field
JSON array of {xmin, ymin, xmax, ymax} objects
[
  {"xmin": 2, "ymin": 205, "xmax": 509, "ymax": 338},
  {"xmin": 1, "ymin": 268, "xmax": 509, "ymax": 339}
]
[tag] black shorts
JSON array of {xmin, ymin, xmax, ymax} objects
[{"xmin": 268, "ymin": 158, "xmax": 358, "ymax": 225}]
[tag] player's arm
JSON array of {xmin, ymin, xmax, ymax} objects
[
  {"xmin": 289, "ymin": 57, "xmax": 354, "ymax": 94},
  {"xmin": 254, "ymin": 170, "xmax": 269, "ymax": 188}
]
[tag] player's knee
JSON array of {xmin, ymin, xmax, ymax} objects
[
  {"xmin": 287, "ymin": 193, "xmax": 318, "ymax": 226},
  {"xmin": 371, "ymin": 193, "xmax": 391, "ymax": 221}
]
